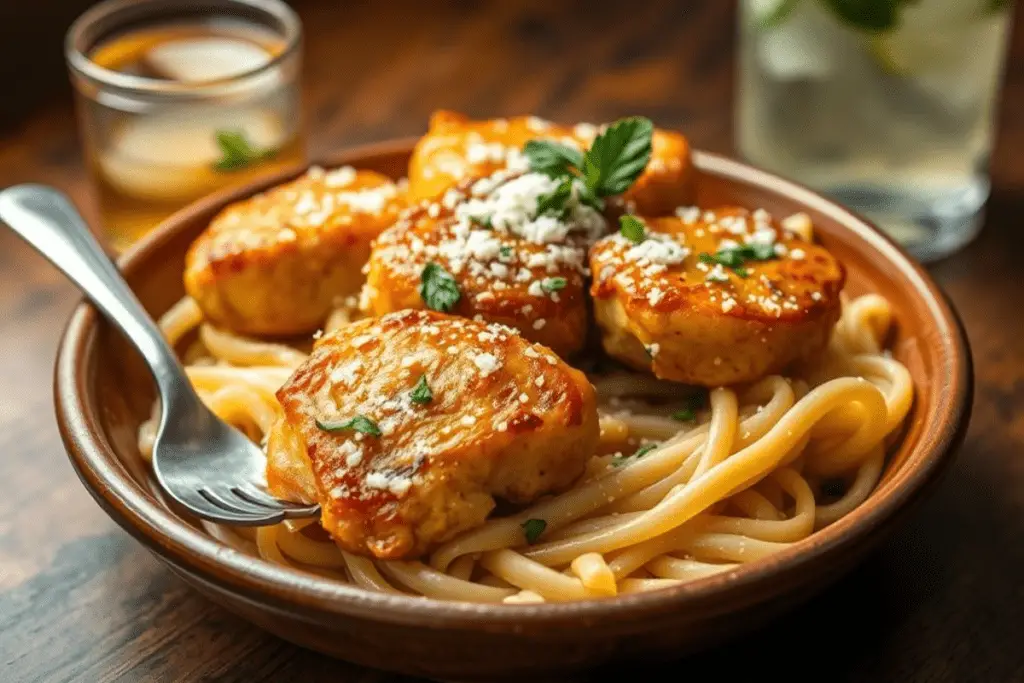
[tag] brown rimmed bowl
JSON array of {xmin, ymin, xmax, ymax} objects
[{"xmin": 54, "ymin": 140, "xmax": 972, "ymax": 682}]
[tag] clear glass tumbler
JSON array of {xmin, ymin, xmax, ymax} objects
[
  {"xmin": 66, "ymin": 0, "xmax": 306, "ymax": 251},
  {"xmin": 736, "ymin": 0, "xmax": 1014, "ymax": 262}
]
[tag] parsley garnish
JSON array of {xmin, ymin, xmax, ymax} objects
[
  {"xmin": 535, "ymin": 177, "xmax": 573, "ymax": 218},
  {"xmin": 672, "ymin": 392, "xmax": 707, "ymax": 422},
  {"xmin": 611, "ymin": 442, "xmax": 660, "ymax": 467},
  {"xmin": 523, "ymin": 117, "xmax": 653, "ymax": 207},
  {"xmin": 498, "ymin": 245, "xmax": 514, "ymax": 260},
  {"xmin": 699, "ymin": 243, "xmax": 777, "ymax": 274},
  {"xmin": 582, "ymin": 117, "xmax": 654, "ymax": 197},
  {"xmin": 410, "ymin": 375, "xmax": 433, "ymax": 404},
  {"xmin": 619, "ymin": 215, "xmax": 646, "ymax": 244},
  {"xmin": 316, "ymin": 415, "xmax": 382, "ymax": 437},
  {"xmin": 213, "ymin": 130, "xmax": 275, "ymax": 171},
  {"xmin": 420, "ymin": 262, "xmax": 461, "ymax": 312},
  {"xmin": 470, "ymin": 214, "xmax": 493, "ymax": 229},
  {"xmin": 521, "ymin": 518, "xmax": 547, "ymax": 544},
  {"xmin": 523, "ymin": 140, "xmax": 584, "ymax": 177},
  {"xmin": 540, "ymin": 277, "xmax": 567, "ymax": 292},
  {"xmin": 634, "ymin": 443, "xmax": 659, "ymax": 458}
]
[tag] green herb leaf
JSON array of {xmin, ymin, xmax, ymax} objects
[
  {"xmin": 535, "ymin": 177, "xmax": 573, "ymax": 218},
  {"xmin": 523, "ymin": 140, "xmax": 584, "ymax": 177},
  {"xmin": 619, "ymin": 215, "xmax": 646, "ymax": 244},
  {"xmin": 714, "ymin": 248, "xmax": 747, "ymax": 268},
  {"xmin": 521, "ymin": 518, "xmax": 547, "ymax": 544},
  {"xmin": 499, "ymin": 245, "xmax": 514, "ymax": 260},
  {"xmin": 410, "ymin": 375, "xmax": 433, "ymax": 404},
  {"xmin": 702, "ymin": 243, "xmax": 778, "ymax": 273},
  {"xmin": 213, "ymin": 129, "xmax": 275, "ymax": 172},
  {"xmin": 819, "ymin": 0, "xmax": 903, "ymax": 32},
  {"xmin": 671, "ymin": 408, "xmax": 696, "ymax": 422},
  {"xmin": 673, "ymin": 391, "xmax": 708, "ymax": 421},
  {"xmin": 615, "ymin": 442, "xmax": 660, "ymax": 467},
  {"xmin": 582, "ymin": 117, "xmax": 654, "ymax": 197},
  {"xmin": 575, "ymin": 180, "xmax": 605, "ymax": 211},
  {"xmin": 634, "ymin": 443, "xmax": 659, "ymax": 458},
  {"xmin": 540, "ymin": 277, "xmax": 567, "ymax": 292},
  {"xmin": 747, "ymin": 242, "xmax": 777, "ymax": 260},
  {"xmin": 470, "ymin": 214, "xmax": 493, "ymax": 229},
  {"xmin": 420, "ymin": 262, "xmax": 461, "ymax": 312},
  {"xmin": 316, "ymin": 415, "xmax": 382, "ymax": 437}
]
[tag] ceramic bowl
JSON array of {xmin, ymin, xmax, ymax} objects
[{"xmin": 54, "ymin": 140, "xmax": 972, "ymax": 682}]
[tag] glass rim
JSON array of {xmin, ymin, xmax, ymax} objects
[{"xmin": 65, "ymin": 0, "xmax": 302, "ymax": 96}]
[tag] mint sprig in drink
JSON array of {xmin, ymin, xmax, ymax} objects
[{"xmin": 737, "ymin": 0, "xmax": 1013, "ymax": 261}]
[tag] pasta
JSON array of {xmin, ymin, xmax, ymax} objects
[{"xmin": 139, "ymin": 292, "xmax": 913, "ymax": 603}]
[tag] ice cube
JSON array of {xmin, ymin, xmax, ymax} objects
[
  {"xmin": 143, "ymin": 38, "xmax": 272, "ymax": 82},
  {"xmin": 99, "ymin": 107, "xmax": 285, "ymax": 202}
]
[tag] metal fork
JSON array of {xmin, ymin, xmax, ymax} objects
[{"xmin": 0, "ymin": 184, "xmax": 320, "ymax": 526}]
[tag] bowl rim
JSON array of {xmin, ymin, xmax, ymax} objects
[{"xmin": 54, "ymin": 139, "xmax": 973, "ymax": 629}]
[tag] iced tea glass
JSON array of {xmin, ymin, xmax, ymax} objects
[{"xmin": 66, "ymin": 0, "xmax": 305, "ymax": 251}]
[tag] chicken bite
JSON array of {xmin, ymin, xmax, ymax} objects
[
  {"xmin": 407, "ymin": 110, "xmax": 694, "ymax": 213},
  {"xmin": 589, "ymin": 208, "xmax": 844, "ymax": 386},
  {"xmin": 267, "ymin": 309, "xmax": 599, "ymax": 560},
  {"xmin": 185, "ymin": 166, "xmax": 406, "ymax": 336},
  {"xmin": 362, "ymin": 170, "xmax": 606, "ymax": 357}
]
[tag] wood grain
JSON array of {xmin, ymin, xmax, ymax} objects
[{"xmin": 0, "ymin": 0, "xmax": 1022, "ymax": 681}]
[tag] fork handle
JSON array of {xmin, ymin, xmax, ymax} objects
[{"xmin": 0, "ymin": 184, "xmax": 191, "ymax": 403}]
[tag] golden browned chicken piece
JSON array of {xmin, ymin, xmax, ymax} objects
[
  {"xmin": 362, "ymin": 170, "xmax": 605, "ymax": 357},
  {"xmin": 184, "ymin": 166, "xmax": 406, "ymax": 336},
  {"xmin": 266, "ymin": 309, "xmax": 599, "ymax": 560},
  {"xmin": 407, "ymin": 110, "xmax": 694, "ymax": 214},
  {"xmin": 590, "ymin": 208, "xmax": 844, "ymax": 386}
]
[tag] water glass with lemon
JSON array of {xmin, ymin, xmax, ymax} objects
[{"xmin": 737, "ymin": 0, "xmax": 1013, "ymax": 262}]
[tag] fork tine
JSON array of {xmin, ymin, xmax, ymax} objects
[
  {"xmin": 233, "ymin": 485, "xmax": 321, "ymax": 519},
  {"xmin": 232, "ymin": 485, "xmax": 289, "ymax": 510},
  {"xmin": 177, "ymin": 488, "xmax": 281, "ymax": 526},
  {"xmin": 199, "ymin": 487, "xmax": 273, "ymax": 517}
]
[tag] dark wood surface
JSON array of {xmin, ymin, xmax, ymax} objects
[{"xmin": 1, "ymin": 1, "xmax": 1022, "ymax": 681}]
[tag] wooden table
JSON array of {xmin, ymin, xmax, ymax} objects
[{"xmin": 1, "ymin": 2, "xmax": 1022, "ymax": 681}]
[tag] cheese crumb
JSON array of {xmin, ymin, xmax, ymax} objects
[{"xmin": 473, "ymin": 352, "xmax": 500, "ymax": 376}]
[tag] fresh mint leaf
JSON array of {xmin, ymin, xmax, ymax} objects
[
  {"xmin": 420, "ymin": 262, "xmax": 461, "ymax": 312},
  {"xmin": 316, "ymin": 415, "xmax": 382, "ymax": 437},
  {"xmin": 213, "ymin": 129, "xmax": 274, "ymax": 172},
  {"xmin": 523, "ymin": 140, "xmax": 583, "ymax": 177},
  {"xmin": 582, "ymin": 117, "xmax": 654, "ymax": 197},
  {"xmin": 820, "ymin": 0, "xmax": 903, "ymax": 32}
]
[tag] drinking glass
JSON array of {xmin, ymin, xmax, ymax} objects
[
  {"xmin": 66, "ymin": 0, "xmax": 306, "ymax": 251},
  {"xmin": 736, "ymin": 0, "xmax": 1014, "ymax": 262}
]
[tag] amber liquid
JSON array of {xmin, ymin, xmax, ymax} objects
[{"xmin": 80, "ymin": 21, "xmax": 305, "ymax": 250}]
